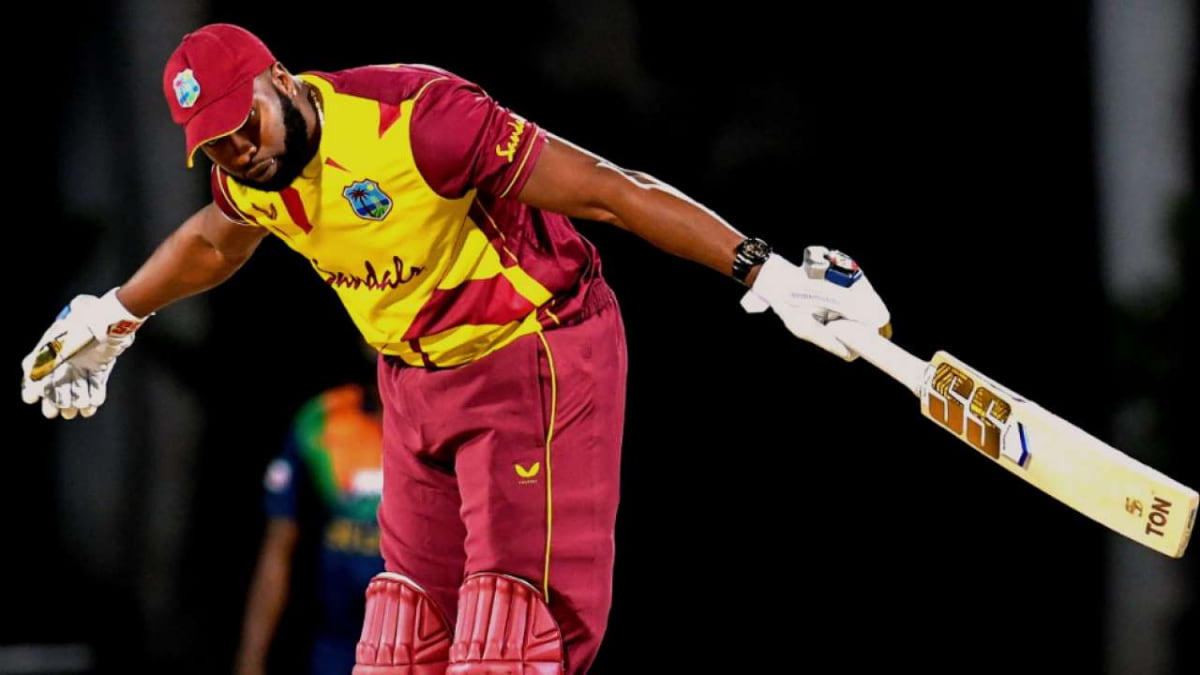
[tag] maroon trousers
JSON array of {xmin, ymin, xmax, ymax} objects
[{"xmin": 376, "ymin": 284, "xmax": 626, "ymax": 673}]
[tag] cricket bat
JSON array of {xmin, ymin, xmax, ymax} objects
[{"xmin": 828, "ymin": 319, "xmax": 1197, "ymax": 558}]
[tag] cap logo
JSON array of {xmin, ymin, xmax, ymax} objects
[{"xmin": 173, "ymin": 69, "xmax": 200, "ymax": 108}]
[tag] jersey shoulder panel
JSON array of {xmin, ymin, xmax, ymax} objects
[{"xmin": 305, "ymin": 64, "xmax": 462, "ymax": 104}]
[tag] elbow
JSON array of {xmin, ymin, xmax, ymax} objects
[
  {"xmin": 588, "ymin": 168, "xmax": 654, "ymax": 230},
  {"xmin": 211, "ymin": 249, "xmax": 254, "ymax": 282},
  {"xmin": 591, "ymin": 208, "xmax": 626, "ymax": 228},
  {"xmin": 567, "ymin": 191, "xmax": 629, "ymax": 229},
  {"xmin": 193, "ymin": 239, "xmax": 253, "ymax": 283},
  {"xmin": 208, "ymin": 231, "xmax": 265, "ymax": 273},
  {"xmin": 216, "ymin": 247, "xmax": 254, "ymax": 269}
]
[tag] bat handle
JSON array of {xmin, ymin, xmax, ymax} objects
[
  {"xmin": 28, "ymin": 326, "xmax": 96, "ymax": 382},
  {"xmin": 827, "ymin": 320, "xmax": 928, "ymax": 398}
]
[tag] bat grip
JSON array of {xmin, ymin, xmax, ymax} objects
[{"xmin": 827, "ymin": 320, "xmax": 928, "ymax": 397}]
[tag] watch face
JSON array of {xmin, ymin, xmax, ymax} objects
[{"xmin": 741, "ymin": 238, "xmax": 771, "ymax": 261}]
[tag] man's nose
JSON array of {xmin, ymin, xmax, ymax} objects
[{"xmin": 223, "ymin": 132, "xmax": 257, "ymax": 169}]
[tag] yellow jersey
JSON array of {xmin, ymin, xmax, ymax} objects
[{"xmin": 211, "ymin": 65, "xmax": 603, "ymax": 367}]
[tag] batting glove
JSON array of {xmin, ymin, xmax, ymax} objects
[
  {"xmin": 741, "ymin": 246, "xmax": 891, "ymax": 361},
  {"xmin": 20, "ymin": 288, "xmax": 147, "ymax": 419}
]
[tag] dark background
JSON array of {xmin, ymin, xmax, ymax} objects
[{"xmin": 3, "ymin": 2, "xmax": 1195, "ymax": 673}]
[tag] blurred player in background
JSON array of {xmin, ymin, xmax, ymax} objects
[
  {"xmin": 234, "ymin": 375, "xmax": 384, "ymax": 675},
  {"xmin": 21, "ymin": 23, "xmax": 891, "ymax": 674}
]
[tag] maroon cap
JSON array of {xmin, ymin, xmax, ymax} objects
[{"xmin": 162, "ymin": 24, "xmax": 276, "ymax": 167}]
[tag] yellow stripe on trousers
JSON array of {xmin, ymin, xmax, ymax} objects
[{"xmin": 535, "ymin": 331, "xmax": 558, "ymax": 603}]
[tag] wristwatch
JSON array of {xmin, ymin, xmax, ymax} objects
[{"xmin": 731, "ymin": 237, "xmax": 772, "ymax": 283}]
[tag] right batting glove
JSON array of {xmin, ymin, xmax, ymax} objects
[
  {"xmin": 20, "ymin": 288, "xmax": 147, "ymax": 420},
  {"xmin": 741, "ymin": 246, "xmax": 891, "ymax": 360}
]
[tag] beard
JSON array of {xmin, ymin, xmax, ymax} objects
[{"xmin": 230, "ymin": 89, "xmax": 316, "ymax": 192}]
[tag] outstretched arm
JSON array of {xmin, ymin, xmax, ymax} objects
[
  {"xmin": 516, "ymin": 132, "xmax": 891, "ymax": 359},
  {"xmin": 118, "ymin": 202, "xmax": 269, "ymax": 316},
  {"xmin": 19, "ymin": 203, "xmax": 268, "ymax": 419},
  {"xmin": 516, "ymin": 133, "xmax": 760, "ymax": 285}
]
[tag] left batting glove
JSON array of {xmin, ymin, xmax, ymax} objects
[
  {"xmin": 20, "ymin": 288, "xmax": 147, "ymax": 420},
  {"xmin": 741, "ymin": 246, "xmax": 891, "ymax": 360}
]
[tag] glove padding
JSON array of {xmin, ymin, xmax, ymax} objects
[
  {"xmin": 741, "ymin": 247, "xmax": 890, "ymax": 360},
  {"xmin": 20, "ymin": 288, "xmax": 146, "ymax": 419}
]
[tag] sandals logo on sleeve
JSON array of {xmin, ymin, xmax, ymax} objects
[
  {"xmin": 495, "ymin": 117, "xmax": 527, "ymax": 163},
  {"xmin": 342, "ymin": 179, "xmax": 393, "ymax": 221}
]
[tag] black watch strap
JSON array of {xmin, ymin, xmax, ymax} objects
[{"xmin": 732, "ymin": 237, "xmax": 772, "ymax": 283}]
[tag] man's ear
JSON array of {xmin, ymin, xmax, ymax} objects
[{"xmin": 269, "ymin": 62, "xmax": 295, "ymax": 96}]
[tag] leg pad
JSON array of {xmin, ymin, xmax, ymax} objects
[
  {"xmin": 448, "ymin": 572, "xmax": 564, "ymax": 675},
  {"xmin": 354, "ymin": 572, "xmax": 453, "ymax": 675}
]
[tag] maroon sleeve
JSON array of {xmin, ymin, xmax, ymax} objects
[{"xmin": 410, "ymin": 78, "xmax": 545, "ymax": 200}]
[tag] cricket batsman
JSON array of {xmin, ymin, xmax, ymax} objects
[{"xmin": 20, "ymin": 24, "xmax": 891, "ymax": 673}]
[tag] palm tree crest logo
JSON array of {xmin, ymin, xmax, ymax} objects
[{"xmin": 342, "ymin": 179, "xmax": 394, "ymax": 221}]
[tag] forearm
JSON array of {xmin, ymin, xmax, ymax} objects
[
  {"xmin": 604, "ymin": 169, "xmax": 757, "ymax": 284},
  {"xmin": 517, "ymin": 136, "xmax": 763, "ymax": 286}
]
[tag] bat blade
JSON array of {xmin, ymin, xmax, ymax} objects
[
  {"xmin": 829, "ymin": 320, "xmax": 1198, "ymax": 558},
  {"xmin": 924, "ymin": 350, "xmax": 1196, "ymax": 558}
]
